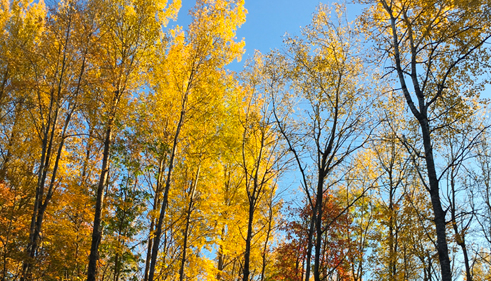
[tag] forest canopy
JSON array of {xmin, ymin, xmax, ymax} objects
[{"xmin": 0, "ymin": 0, "xmax": 490, "ymax": 280}]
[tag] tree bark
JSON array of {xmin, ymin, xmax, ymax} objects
[
  {"xmin": 420, "ymin": 119, "xmax": 452, "ymax": 281},
  {"xmin": 217, "ymin": 227, "xmax": 226, "ymax": 280},
  {"xmin": 242, "ymin": 200, "xmax": 255, "ymax": 281},
  {"xmin": 87, "ymin": 121, "xmax": 113, "ymax": 281},
  {"xmin": 313, "ymin": 180, "xmax": 324, "ymax": 281},
  {"xmin": 144, "ymin": 156, "xmax": 165, "ymax": 281},
  {"xmin": 179, "ymin": 166, "xmax": 199, "ymax": 281},
  {"xmin": 260, "ymin": 196, "xmax": 274, "ymax": 281},
  {"xmin": 304, "ymin": 210, "xmax": 315, "ymax": 281}
]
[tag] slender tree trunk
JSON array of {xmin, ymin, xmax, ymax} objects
[
  {"xmin": 113, "ymin": 252, "xmax": 120, "ymax": 281},
  {"xmin": 313, "ymin": 174, "xmax": 326, "ymax": 281},
  {"xmin": 313, "ymin": 202, "xmax": 322, "ymax": 281},
  {"xmin": 144, "ymin": 221, "xmax": 154, "ymax": 281},
  {"xmin": 450, "ymin": 167, "xmax": 472, "ymax": 281},
  {"xmin": 144, "ymin": 156, "xmax": 165, "ymax": 281},
  {"xmin": 260, "ymin": 198, "xmax": 274, "ymax": 281},
  {"xmin": 76, "ymin": 129, "xmax": 93, "ymax": 279},
  {"xmin": 21, "ymin": 101, "xmax": 57, "ymax": 280},
  {"xmin": 217, "ymin": 227, "xmax": 226, "ymax": 280},
  {"xmin": 87, "ymin": 121, "xmax": 114, "ymax": 281},
  {"xmin": 460, "ymin": 241, "xmax": 472, "ymax": 281},
  {"xmin": 304, "ymin": 210, "xmax": 316, "ymax": 281},
  {"xmin": 147, "ymin": 140, "xmax": 178, "ymax": 281},
  {"xmin": 242, "ymin": 125, "xmax": 270, "ymax": 281},
  {"xmin": 178, "ymin": 206, "xmax": 192, "ymax": 281},
  {"xmin": 23, "ymin": 104, "xmax": 75, "ymax": 279},
  {"xmin": 179, "ymin": 166, "xmax": 199, "ymax": 281},
  {"xmin": 389, "ymin": 173, "xmax": 396, "ymax": 281},
  {"xmin": 242, "ymin": 199, "xmax": 255, "ymax": 281},
  {"xmin": 420, "ymin": 120, "xmax": 452, "ymax": 281}
]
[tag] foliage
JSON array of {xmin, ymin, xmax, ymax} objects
[{"xmin": 0, "ymin": 0, "xmax": 489, "ymax": 280}]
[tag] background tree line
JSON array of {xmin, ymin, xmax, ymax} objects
[{"xmin": 0, "ymin": 0, "xmax": 490, "ymax": 280}]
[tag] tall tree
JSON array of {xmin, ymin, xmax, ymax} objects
[
  {"xmin": 146, "ymin": 1, "xmax": 245, "ymax": 280},
  {"xmin": 272, "ymin": 5, "xmax": 376, "ymax": 281},
  {"xmin": 239, "ymin": 54, "xmax": 287, "ymax": 281},
  {"xmin": 359, "ymin": 0, "xmax": 491, "ymax": 279},
  {"xmin": 86, "ymin": 0, "xmax": 180, "ymax": 279},
  {"xmin": 0, "ymin": 1, "xmax": 46, "ymax": 278},
  {"xmin": 19, "ymin": 1, "xmax": 96, "ymax": 278}
]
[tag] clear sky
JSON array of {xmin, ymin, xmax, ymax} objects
[{"xmin": 174, "ymin": 0, "xmax": 364, "ymax": 72}]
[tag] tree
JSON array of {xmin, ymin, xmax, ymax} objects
[
  {"xmin": 273, "ymin": 193, "xmax": 352, "ymax": 281},
  {"xmin": 443, "ymin": 118, "xmax": 489, "ymax": 281},
  {"xmin": 238, "ymin": 54, "xmax": 287, "ymax": 281},
  {"xmin": 271, "ymin": 4, "xmax": 376, "ymax": 281},
  {"xmin": 18, "ymin": 1, "xmax": 95, "ymax": 278},
  {"xmin": 359, "ymin": 0, "xmax": 491, "ymax": 279},
  {"xmin": 146, "ymin": 1, "xmax": 245, "ymax": 280},
  {"xmin": 0, "ymin": 1, "xmax": 46, "ymax": 278},
  {"xmin": 86, "ymin": 0, "xmax": 180, "ymax": 279},
  {"xmin": 366, "ymin": 93, "xmax": 413, "ymax": 280}
]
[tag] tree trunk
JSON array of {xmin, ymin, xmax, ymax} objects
[
  {"xmin": 460, "ymin": 241, "xmax": 472, "ymax": 281},
  {"xmin": 147, "ymin": 140, "xmax": 178, "ymax": 281},
  {"xmin": 450, "ymin": 167, "xmax": 472, "ymax": 281},
  {"xmin": 179, "ymin": 166, "xmax": 199, "ymax": 281},
  {"xmin": 87, "ymin": 122, "xmax": 113, "ymax": 281},
  {"xmin": 242, "ymin": 200, "xmax": 255, "ymax": 281},
  {"xmin": 304, "ymin": 210, "xmax": 315, "ymax": 281},
  {"xmin": 260, "ymin": 197, "xmax": 274, "ymax": 281},
  {"xmin": 144, "ymin": 156, "xmax": 165, "ymax": 281},
  {"xmin": 217, "ymin": 227, "xmax": 226, "ymax": 280},
  {"xmin": 113, "ymin": 252, "xmax": 120, "ymax": 281},
  {"xmin": 178, "ymin": 207, "xmax": 192, "ymax": 281},
  {"xmin": 23, "ymin": 104, "xmax": 75, "ymax": 279},
  {"xmin": 388, "ymin": 170, "xmax": 396, "ymax": 281},
  {"xmin": 313, "ymin": 173, "xmax": 326, "ymax": 281},
  {"xmin": 420, "ymin": 119, "xmax": 452, "ymax": 281}
]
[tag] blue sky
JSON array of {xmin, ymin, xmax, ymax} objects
[{"xmin": 175, "ymin": 1, "xmax": 364, "ymax": 71}]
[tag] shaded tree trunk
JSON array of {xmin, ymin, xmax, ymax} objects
[
  {"xmin": 179, "ymin": 166, "xmax": 199, "ymax": 281},
  {"xmin": 420, "ymin": 120, "xmax": 452, "ymax": 281},
  {"xmin": 260, "ymin": 195, "xmax": 274, "ymax": 281},
  {"xmin": 242, "ymin": 200, "xmax": 255, "ymax": 281},
  {"xmin": 144, "ymin": 156, "xmax": 166, "ymax": 281},
  {"xmin": 87, "ymin": 119, "xmax": 114, "ymax": 281},
  {"xmin": 217, "ymin": 227, "xmax": 226, "ymax": 280}
]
